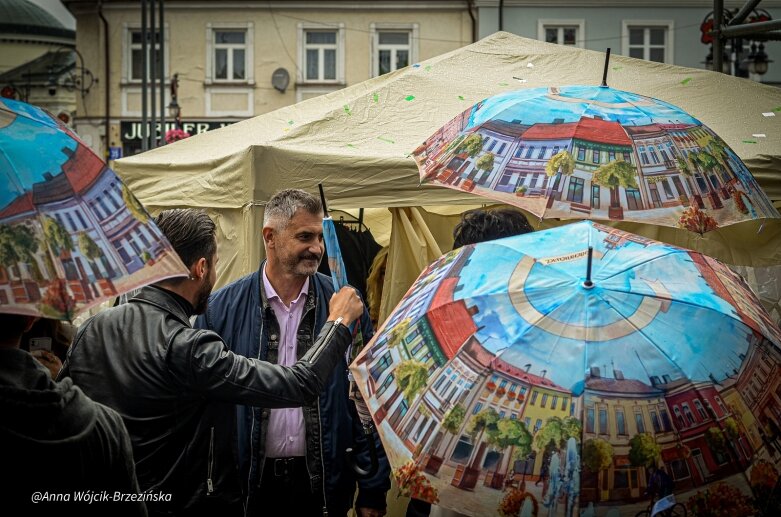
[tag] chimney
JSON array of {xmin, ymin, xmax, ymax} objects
[
  {"xmin": 467, "ymin": 305, "xmax": 479, "ymax": 316},
  {"xmin": 61, "ymin": 146, "xmax": 74, "ymax": 158},
  {"xmin": 662, "ymin": 374, "xmax": 672, "ymax": 384},
  {"xmin": 593, "ymin": 115, "xmax": 604, "ymax": 120},
  {"xmin": 43, "ymin": 172, "xmax": 54, "ymax": 181},
  {"xmin": 590, "ymin": 367, "xmax": 600, "ymax": 378},
  {"xmin": 553, "ymin": 118, "xmax": 564, "ymax": 124},
  {"xmin": 614, "ymin": 370, "xmax": 624, "ymax": 380},
  {"xmin": 649, "ymin": 376, "xmax": 661, "ymax": 387},
  {"xmin": 511, "ymin": 119, "xmax": 523, "ymax": 125}
]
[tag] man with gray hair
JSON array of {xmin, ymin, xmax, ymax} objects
[{"xmin": 197, "ymin": 189, "xmax": 390, "ymax": 517}]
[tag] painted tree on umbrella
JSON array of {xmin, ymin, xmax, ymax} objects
[
  {"xmin": 351, "ymin": 221, "xmax": 781, "ymax": 516},
  {"xmin": 413, "ymin": 85, "xmax": 779, "ymax": 233}
]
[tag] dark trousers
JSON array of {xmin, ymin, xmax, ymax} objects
[{"xmin": 253, "ymin": 457, "xmax": 324, "ymax": 516}]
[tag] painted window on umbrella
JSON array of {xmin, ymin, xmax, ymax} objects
[
  {"xmin": 673, "ymin": 406, "xmax": 685, "ymax": 428},
  {"xmin": 374, "ymin": 30, "xmax": 411, "ymax": 76},
  {"xmin": 473, "ymin": 402, "xmax": 483, "ymax": 415},
  {"xmin": 639, "ymin": 146, "xmax": 650, "ymax": 165},
  {"xmin": 577, "ymin": 147, "xmax": 586, "ymax": 161},
  {"xmin": 541, "ymin": 394, "xmax": 549, "ymax": 408},
  {"xmin": 635, "ymin": 410, "xmax": 646, "ymax": 433},
  {"xmin": 649, "ymin": 183, "xmax": 662, "ymax": 208},
  {"xmin": 694, "ymin": 400, "xmax": 708, "ymax": 420},
  {"xmin": 623, "ymin": 151, "xmax": 632, "ymax": 163},
  {"xmin": 561, "ymin": 397, "xmax": 568, "ymax": 411},
  {"xmin": 661, "ymin": 179, "xmax": 674, "ymax": 199},
  {"xmin": 660, "ymin": 408, "xmax": 673, "ymax": 432},
  {"xmin": 682, "ymin": 403, "xmax": 696, "ymax": 424},
  {"xmin": 566, "ymin": 177, "xmax": 584, "ymax": 203},
  {"xmin": 497, "ymin": 143, "xmax": 507, "ymax": 155},
  {"xmin": 625, "ymin": 188, "xmax": 642, "ymax": 210},
  {"xmin": 524, "ymin": 417, "xmax": 532, "ymax": 429},
  {"xmin": 669, "ymin": 459, "xmax": 690, "ymax": 481},
  {"xmin": 304, "ymin": 30, "xmax": 338, "ymax": 81},
  {"xmin": 592, "ymin": 149, "xmax": 600, "ymax": 164},
  {"xmin": 524, "ymin": 146, "xmax": 535, "ymax": 159},
  {"xmin": 451, "ymin": 436, "xmax": 473, "ymax": 462},
  {"xmin": 598, "ymin": 407, "xmax": 608, "ymax": 434},
  {"xmin": 715, "ymin": 396, "xmax": 727, "ymax": 415},
  {"xmin": 626, "ymin": 24, "xmax": 669, "ymax": 63},
  {"xmin": 370, "ymin": 352, "xmax": 392, "ymax": 380},
  {"xmin": 534, "ymin": 419, "xmax": 543, "ymax": 433},
  {"xmin": 551, "ymin": 395, "xmax": 559, "ymax": 410},
  {"xmin": 591, "ymin": 185, "xmax": 600, "ymax": 209},
  {"xmin": 537, "ymin": 146, "xmax": 548, "ymax": 159},
  {"xmin": 376, "ymin": 373, "xmax": 394, "ymax": 398},
  {"xmin": 616, "ymin": 408, "xmax": 627, "ymax": 435},
  {"xmin": 514, "ymin": 145, "xmax": 526, "ymax": 158},
  {"xmin": 530, "ymin": 391, "xmax": 539, "ymax": 405},
  {"xmin": 586, "ymin": 407, "xmax": 595, "ymax": 433}
]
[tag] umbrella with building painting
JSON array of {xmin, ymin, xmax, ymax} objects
[
  {"xmin": 413, "ymin": 84, "xmax": 779, "ymax": 234},
  {"xmin": 350, "ymin": 220, "xmax": 781, "ymax": 517},
  {"xmin": 0, "ymin": 98, "xmax": 187, "ymax": 320}
]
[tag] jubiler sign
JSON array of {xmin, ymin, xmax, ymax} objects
[{"xmin": 120, "ymin": 121, "xmax": 236, "ymax": 141}]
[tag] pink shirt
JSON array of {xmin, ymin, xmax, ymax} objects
[{"xmin": 263, "ymin": 266, "xmax": 309, "ymax": 458}]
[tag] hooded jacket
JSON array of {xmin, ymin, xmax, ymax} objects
[
  {"xmin": 60, "ymin": 285, "xmax": 354, "ymax": 516},
  {"xmin": 0, "ymin": 347, "xmax": 145, "ymax": 517},
  {"xmin": 196, "ymin": 266, "xmax": 391, "ymax": 516}
]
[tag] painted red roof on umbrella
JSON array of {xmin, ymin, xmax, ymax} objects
[
  {"xmin": 0, "ymin": 191, "xmax": 34, "ymax": 219},
  {"xmin": 623, "ymin": 123, "xmax": 664, "ymax": 136},
  {"xmin": 479, "ymin": 120, "xmax": 531, "ymax": 138},
  {"xmin": 572, "ymin": 117, "xmax": 631, "ymax": 146},
  {"xmin": 62, "ymin": 144, "xmax": 105, "ymax": 194},
  {"xmin": 521, "ymin": 122, "xmax": 578, "ymax": 141},
  {"xmin": 585, "ymin": 375, "xmax": 662, "ymax": 394},
  {"xmin": 426, "ymin": 277, "xmax": 478, "ymax": 359},
  {"xmin": 493, "ymin": 357, "xmax": 569, "ymax": 391}
]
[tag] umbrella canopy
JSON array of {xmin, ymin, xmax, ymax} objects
[
  {"xmin": 350, "ymin": 221, "xmax": 781, "ymax": 516},
  {"xmin": 0, "ymin": 99, "xmax": 187, "ymax": 320},
  {"xmin": 413, "ymin": 84, "xmax": 779, "ymax": 233}
]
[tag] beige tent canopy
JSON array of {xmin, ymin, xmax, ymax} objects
[{"xmin": 116, "ymin": 32, "xmax": 781, "ymax": 317}]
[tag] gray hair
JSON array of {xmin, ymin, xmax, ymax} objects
[{"xmin": 263, "ymin": 189, "xmax": 322, "ymax": 230}]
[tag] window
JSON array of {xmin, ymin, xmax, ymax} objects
[
  {"xmin": 598, "ymin": 408, "xmax": 608, "ymax": 434},
  {"xmin": 591, "ymin": 185, "xmax": 600, "ymax": 209},
  {"xmin": 534, "ymin": 419, "xmax": 543, "ymax": 433},
  {"xmin": 213, "ymin": 30, "xmax": 246, "ymax": 81},
  {"xmin": 562, "ymin": 397, "xmax": 568, "ymax": 410},
  {"xmin": 650, "ymin": 409, "xmax": 661, "ymax": 433},
  {"xmin": 623, "ymin": 152, "xmax": 632, "ymax": 163},
  {"xmin": 662, "ymin": 180, "xmax": 674, "ymax": 199},
  {"xmin": 649, "ymin": 146, "xmax": 660, "ymax": 164},
  {"xmin": 376, "ymin": 374, "xmax": 394, "ymax": 398},
  {"xmin": 537, "ymin": 146, "xmax": 548, "ymax": 159},
  {"xmin": 127, "ymin": 28, "xmax": 165, "ymax": 82},
  {"xmin": 673, "ymin": 406, "xmax": 685, "ymax": 428},
  {"xmin": 616, "ymin": 408, "xmax": 627, "ymax": 435},
  {"xmin": 371, "ymin": 24, "xmax": 418, "ymax": 77},
  {"xmin": 497, "ymin": 143, "xmax": 507, "ymax": 155},
  {"xmin": 660, "ymin": 408, "xmax": 672, "ymax": 431},
  {"xmin": 592, "ymin": 149, "xmax": 600, "ymax": 164},
  {"xmin": 639, "ymin": 146, "xmax": 650, "ymax": 165},
  {"xmin": 530, "ymin": 391, "xmax": 539, "ymax": 405},
  {"xmin": 694, "ymin": 400, "xmax": 708, "ymax": 420},
  {"xmin": 541, "ymin": 394, "xmax": 549, "ymax": 408},
  {"xmin": 524, "ymin": 417, "xmax": 532, "ymax": 428},
  {"xmin": 608, "ymin": 150, "xmax": 616, "ymax": 162},
  {"xmin": 552, "ymin": 395, "xmax": 559, "ymax": 409},
  {"xmin": 514, "ymin": 145, "xmax": 526, "ymax": 158},
  {"xmin": 577, "ymin": 147, "xmax": 586, "ymax": 161},
  {"xmin": 305, "ymin": 31, "xmax": 338, "ymax": 81},
  {"xmin": 566, "ymin": 177, "xmax": 584, "ymax": 203},
  {"xmin": 525, "ymin": 146, "xmax": 535, "ymax": 159},
  {"xmin": 635, "ymin": 411, "xmax": 646, "ymax": 433},
  {"xmin": 625, "ymin": 188, "xmax": 642, "ymax": 210},
  {"xmin": 669, "ymin": 458, "xmax": 690, "ymax": 481},
  {"xmin": 586, "ymin": 407, "xmax": 595, "ymax": 433},
  {"xmin": 473, "ymin": 402, "xmax": 483, "ymax": 415},
  {"xmin": 538, "ymin": 20, "xmax": 585, "ymax": 48},
  {"xmin": 370, "ymin": 353, "xmax": 392, "ymax": 380},
  {"xmin": 682, "ymin": 403, "xmax": 696, "ymax": 425},
  {"xmin": 623, "ymin": 22, "xmax": 673, "ymax": 64}
]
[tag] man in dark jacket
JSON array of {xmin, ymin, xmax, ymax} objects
[
  {"xmin": 0, "ymin": 314, "xmax": 145, "ymax": 517},
  {"xmin": 60, "ymin": 209, "xmax": 364, "ymax": 517},
  {"xmin": 196, "ymin": 189, "xmax": 391, "ymax": 517}
]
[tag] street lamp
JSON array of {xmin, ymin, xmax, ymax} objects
[
  {"xmin": 167, "ymin": 73, "xmax": 181, "ymax": 129},
  {"xmin": 748, "ymin": 42, "xmax": 773, "ymax": 75}
]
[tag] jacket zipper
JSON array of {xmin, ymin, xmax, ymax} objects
[
  {"xmin": 207, "ymin": 426, "xmax": 215, "ymax": 494},
  {"xmin": 249, "ymin": 311, "xmax": 264, "ymax": 493},
  {"xmin": 308, "ymin": 320, "xmax": 340, "ymax": 364}
]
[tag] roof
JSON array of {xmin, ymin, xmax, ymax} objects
[
  {"xmin": 478, "ymin": 119, "xmax": 530, "ymax": 138},
  {"xmin": 522, "ymin": 121, "xmax": 578, "ymax": 141},
  {"xmin": 0, "ymin": 0, "xmax": 74, "ymax": 39},
  {"xmin": 0, "ymin": 50, "xmax": 75, "ymax": 84},
  {"xmin": 493, "ymin": 357, "xmax": 568, "ymax": 391},
  {"xmin": 623, "ymin": 123, "xmax": 663, "ymax": 137},
  {"xmin": 572, "ymin": 117, "xmax": 632, "ymax": 146},
  {"xmin": 425, "ymin": 277, "xmax": 478, "ymax": 359},
  {"xmin": 585, "ymin": 375, "xmax": 663, "ymax": 395},
  {"xmin": 0, "ymin": 191, "xmax": 34, "ymax": 219},
  {"xmin": 62, "ymin": 144, "xmax": 105, "ymax": 193}
]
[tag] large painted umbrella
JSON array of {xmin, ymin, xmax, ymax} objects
[
  {"xmin": 0, "ymin": 98, "xmax": 187, "ymax": 320},
  {"xmin": 413, "ymin": 84, "xmax": 780, "ymax": 234},
  {"xmin": 350, "ymin": 221, "xmax": 781, "ymax": 516}
]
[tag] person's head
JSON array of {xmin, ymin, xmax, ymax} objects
[
  {"xmin": 154, "ymin": 208, "xmax": 218, "ymax": 314},
  {"xmin": 0, "ymin": 313, "xmax": 37, "ymax": 348},
  {"xmin": 262, "ymin": 189, "xmax": 324, "ymax": 279},
  {"xmin": 452, "ymin": 208, "xmax": 534, "ymax": 249}
]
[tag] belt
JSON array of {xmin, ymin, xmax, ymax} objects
[{"xmin": 266, "ymin": 456, "xmax": 306, "ymax": 478}]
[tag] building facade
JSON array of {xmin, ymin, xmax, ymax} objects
[{"xmin": 62, "ymin": 0, "xmax": 473, "ymax": 160}]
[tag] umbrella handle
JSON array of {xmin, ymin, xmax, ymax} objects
[{"xmin": 347, "ymin": 422, "xmax": 380, "ymax": 479}]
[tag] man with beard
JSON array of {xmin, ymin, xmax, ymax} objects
[
  {"xmin": 196, "ymin": 189, "xmax": 391, "ymax": 517},
  {"xmin": 60, "ymin": 208, "xmax": 365, "ymax": 517}
]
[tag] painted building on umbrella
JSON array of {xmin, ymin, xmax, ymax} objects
[
  {"xmin": 624, "ymin": 123, "xmax": 689, "ymax": 209},
  {"xmin": 581, "ymin": 367, "xmax": 673, "ymax": 504},
  {"xmin": 490, "ymin": 119, "xmax": 575, "ymax": 196},
  {"xmin": 413, "ymin": 106, "xmax": 473, "ymax": 176}
]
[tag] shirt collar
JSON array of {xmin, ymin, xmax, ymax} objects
[{"xmin": 262, "ymin": 264, "xmax": 309, "ymax": 307}]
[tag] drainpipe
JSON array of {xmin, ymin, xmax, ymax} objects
[
  {"xmin": 466, "ymin": 0, "xmax": 477, "ymax": 42},
  {"xmin": 499, "ymin": 0, "xmax": 504, "ymax": 31},
  {"xmin": 98, "ymin": 1, "xmax": 109, "ymax": 158}
]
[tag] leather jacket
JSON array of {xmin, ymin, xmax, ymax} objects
[{"xmin": 60, "ymin": 285, "xmax": 352, "ymax": 516}]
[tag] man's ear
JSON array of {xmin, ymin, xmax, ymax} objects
[
  {"xmin": 262, "ymin": 227, "xmax": 274, "ymax": 247},
  {"xmin": 192, "ymin": 257, "xmax": 208, "ymax": 280}
]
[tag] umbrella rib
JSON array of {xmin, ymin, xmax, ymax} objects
[{"xmin": 596, "ymin": 248, "xmax": 684, "ymax": 285}]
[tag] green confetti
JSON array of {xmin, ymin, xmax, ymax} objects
[
  {"xmin": 345, "ymin": 143, "xmax": 357, "ymax": 148},
  {"xmin": 425, "ymin": 66, "xmax": 432, "ymax": 72},
  {"xmin": 287, "ymin": 120, "xmax": 294, "ymax": 125},
  {"xmin": 499, "ymin": 82, "xmax": 509, "ymax": 86},
  {"xmin": 773, "ymin": 106, "xmax": 781, "ymax": 112},
  {"xmin": 743, "ymin": 140, "xmax": 757, "ymax": 144},
  {"xmin": 681, "ymin": 77, "xmax": 692, "ymax": 85},
  {"xmin": 405, "ymin": 95, "xmax": 415, "ymax": 101},
  {"xmin": 343, "ymin": 104, "xmax": 352, "ymax": 115},
  {"xmin": 377, "ymin": 136, "xmax": 395, "ymax": 144},
  {"xmin": 612, "ymin": 66, "xmax": 623, "ymax": 71},
  {"xmin": 372, "ymin": 93, "xmax": 379, "ymax": 103},
  {"xmin": 458, "ymin": 95, "xmax": 465, "ymax": 101}
]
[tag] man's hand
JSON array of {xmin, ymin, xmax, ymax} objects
[
  {"xmin": 356, "ymin": 508, "xmax": 386, "ymax": 517},
  {"xmin": 328, "ymin": 286, "xmax": 364, "ymax": 326}
]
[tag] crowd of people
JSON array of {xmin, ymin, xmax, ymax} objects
[{"xmin": 1, "ymin": 187, "xmax": 540, "ymax": 517}]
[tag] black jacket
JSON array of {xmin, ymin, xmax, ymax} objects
[
  {"xmin": 59, "ymin": 285, "xmax": 352, "ymax": 516},
  {"xmin": 0, "ymin": 348, "xmax": 145, "ymax": 517}
]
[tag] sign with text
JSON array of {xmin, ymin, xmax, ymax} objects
[{"xmin": 120, "ymin": 120, "xmax": 238, "ymax": 142}]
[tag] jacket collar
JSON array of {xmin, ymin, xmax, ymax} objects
[
  {"xmin": 257, "ymin": 259, "xmax": 318, "ymax": 315},
  {"xmin": 134, "ymin": 285, "xmax": 194, "ymax": 326}
]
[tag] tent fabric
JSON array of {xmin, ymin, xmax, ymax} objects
[{"xmin": 115, "ymin": 31, "xmax": 781, "ymax": 288}]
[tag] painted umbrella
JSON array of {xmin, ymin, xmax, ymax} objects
[
  {"xmin": 0, "ymin": 98, "xmax": 187, "ymax": 320},
  {"xmin": 413, "ymin": 85, "xmax": 779, "ymax": 234},
  {"xmin": 350, "ymin": 221, "xmax": 781, "ymax": 516}
]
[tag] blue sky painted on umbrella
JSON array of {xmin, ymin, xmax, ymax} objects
[
  {"xmin": 451, "ymin": 222, "xmax": 753, "ymax": 393},
  {"xmin": 466, "ymin": 85, "xmax": 701, "ymax": 130},
  {"xmin": 0, "ymin": 99, "xmax": 77, "ymax": 208}
]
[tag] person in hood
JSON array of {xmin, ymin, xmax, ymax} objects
[
  {"xmin": 60, "ymin": 208, "xmax": 364, "ymax": 517},
  {"xmin": 0, "ymin": 313, "xmax": 145, "ymax": 517}
]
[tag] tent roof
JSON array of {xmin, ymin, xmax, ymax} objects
[{"xmin": 116, "ymin": 31, "xmax": 781, "ymax": 212}]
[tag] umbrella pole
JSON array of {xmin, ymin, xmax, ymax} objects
[
  {"xmin": 601, "ymin": 48, "xmax": 611, "ymax": 87},
  {"xmin": 583, "ymin": 246, "xmax": 594, "ymax": 288}
]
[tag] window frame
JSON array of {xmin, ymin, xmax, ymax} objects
[
  {"xmin": 370, "ymin": 23, "xmax": 419, "ymax": 78},
  {"xmin": 204, "ymin": 22, "xmax": 254, "ymax": 86},
  {"xmin": 298, "ymin": 22, "xmax": 346, "ymax": 85},
  {"xmin": 122, "ymin": 23, "xmax": 170, "ymax": 85},
  {"xmin": 537, "ymin": 19, "xmax": 586, "ymax": 49},
  {"xmin": 622, "ymin": 20, "xmax": 675, "ymax": 64}
]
